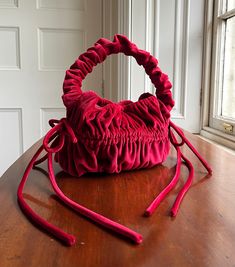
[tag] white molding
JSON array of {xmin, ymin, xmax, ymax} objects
[
  {"xmin": 0, "ymin": 0, "xmax": 18, "ymax": 8},
  {"xmin": 36, "ymin": 0, "xmax": 85, "ymax": 11},
  {"xmin": 201, "ymin": 127, "xmax": 235, "ymax": 150},
  {"xmin": 153, "ymin": 0, "xmax": 160, "ymax": 60},
  {"xmin": 40, "ymin": 107, "xmax": 66, "ymax": 137},
  {"xmin": 0, "ymin": 108, "xmax": 23, "ymax": 154},
  {"xmin": 18, "ymin": 108, "xmax": 23, "ymax": 154},
  {"xmin": 197, "ymin": 134, "xmax": 235, "ymax": 155},
  {"xmin": 217, "ymin": 7, "xmax": 235, "ymax": 19},
  {"xmin": 171, "ymin": 112, "xmax": 186, "ymax": 120},
  {"xmin": 201, "ymin": 0, "xmax": 214, "ymax": 129},
  {"xmin": 102, "ymin": 0, "xmax": 129, "ymax": 102},
  {"xmin": 210, "ymin": 0, "xmax": 224, "ymax": 124},
  {"xmin": 152, "ymin": 0, "xmax": 160, "ymax": 97},
  {"xmin": 37, "ymin": 28, "xmax": 85, "ymax": 71},
  {"xmin": 117, "ymin": 0, "xmax": 132, "ymax": 100},
  {"xmin": 145, "ymin": 0, "xmax": 155, "ymax": 95},
  {"xmin": 172, "ymin": 0, "xmax": 180, "ymax": 102},
  {"xmin": 0, "ymin": 26, "xmax": 20, "ymax": 70},
  {"xmin": 102, "ymin": 0, "xmax": 118, "ymax": 100},
  {"xmin": 0, "ymin": 108, "xmax": 23, "ymax": 177},
  {"xmin": 102, "ymin": 0, "xmax": 110, "ymax": 99},
  {"xmin": 171, "ymin": 0, "xmax": 190, "ymax": 119},
  {"xmin": 181, "ymin": 0, "xmax": 190, "ymax": 119}
]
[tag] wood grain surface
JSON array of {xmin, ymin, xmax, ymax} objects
[{"xmin": 0, "ymin": 131, "xmax": 235, "ymax": 267}]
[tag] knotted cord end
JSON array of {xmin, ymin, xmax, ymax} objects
[{"xmin": 33, "ymin": 118, "xmax": 78, "ymax": 167}]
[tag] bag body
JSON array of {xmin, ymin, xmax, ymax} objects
[
  {"xmin": 56, "ymin": 91, "xmax": 171, "ymax": 177},
  {"xmin": 17, "ymin": 35, "xmax": 212, "ymax": 246}
]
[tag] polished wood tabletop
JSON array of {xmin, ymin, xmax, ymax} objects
[{"xmin": 0, "ymin": 131, "xmax": 235, "ymax": 267}]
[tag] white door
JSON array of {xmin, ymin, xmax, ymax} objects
[
  {"xmin": 0, "ymin": 0, "xmax": 102, "ymax": 176},
  {"xmin": 119, "ymin": 0, "xmax": 204, "ymax": 133}
]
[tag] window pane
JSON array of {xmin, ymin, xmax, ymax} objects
[
  {"xmin": 227, "ymin": 0, "xmax": 235, "ymax": 11},
  {"xmin": 221, "ymin": 16, "xmax": 235, "ymax": 119}
]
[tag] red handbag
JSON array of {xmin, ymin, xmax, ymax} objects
[{"xmin": 17, "ymin": 34, "xmax": 212, "ymax": 246}]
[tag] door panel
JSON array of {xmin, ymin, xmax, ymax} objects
[{"xmin": 0, "ymin": 0, "xmax": 102, "ymax": 176}]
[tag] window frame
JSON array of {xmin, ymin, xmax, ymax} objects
[{"xmin": 201, "ymin": 0, "xmax": 235, "ymax": 149}]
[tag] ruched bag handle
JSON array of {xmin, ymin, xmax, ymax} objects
[{"xmin": 62, "ymin": 34, "xmax": 175, "ymax": 111}]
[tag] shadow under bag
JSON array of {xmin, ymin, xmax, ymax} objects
[{"xmin": 17, "ymin": 34, "xmax": 212, "ymax": 246}]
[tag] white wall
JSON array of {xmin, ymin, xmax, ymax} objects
[{"xmin": 118, "ymin": 0, "xmax": 205, "ymax": 133}]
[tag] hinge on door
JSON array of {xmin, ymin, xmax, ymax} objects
[{"xmin": 101, "ymin": 79, "xmax": 105, "ymax": 97}]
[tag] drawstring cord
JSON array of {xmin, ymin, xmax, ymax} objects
[
  {"xmin": 17, "ymin": 118, "xmax": 142, "ymax": 246},
  {"xmin": 17, "ymin": 118, "xmax": 212, "ymax": 246},
  {"xmin": 145, "ymin": 121, "xmax": 212, "ymax": 217}
]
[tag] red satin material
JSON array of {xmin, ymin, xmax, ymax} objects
[{"xmin": 17, "ymin": 34, "xmax": 212, "ymax": 246}]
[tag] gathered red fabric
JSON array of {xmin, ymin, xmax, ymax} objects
[{"xmin": 17, "ymin": 34, "xmax": 212, "ymax": 246}]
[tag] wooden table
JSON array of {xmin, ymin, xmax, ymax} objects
[{"xmin": 0, "ymin": 131, "xmax": 235, "ymax": 267}]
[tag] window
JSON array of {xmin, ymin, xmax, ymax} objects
[
  {"xmin": 201, "ymin": 0, "xmax": 235, "ymax": 149},
  {"xmin": 209, "ymin": 0, "xmax": 235, "ymax": 136}
]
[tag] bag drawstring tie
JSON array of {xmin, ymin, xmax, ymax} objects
[
  {"xmin": 145, "ymin": 121, "xmax": 212, "ymax": 217},
  {"xmin": 17, "ymin": 118, "xmax": 212, "ymax": 246},
  {"xmin": 17, "ymin": 118, "xmax": 142, "ymax": 246}
]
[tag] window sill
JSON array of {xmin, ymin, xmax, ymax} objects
[{"xmin": 200, "ymin": 126, "xmax": 235, "ymax": 151}]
